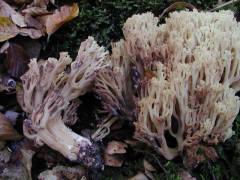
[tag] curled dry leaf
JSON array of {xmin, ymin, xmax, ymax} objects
[
  {"xmin": 39, "ymin": 3, "xmax": 79, "ymax": 35},
  {"xmin": 0, "ymin": 16, "xmax": 18, "ymax": 42},
  {"xmin": 106, "ymin": 141, "xmax": 127, "ymax": 155},
  {"xmin": 0, "ymin": 112, "xmax": 21, "ymax": 140}
]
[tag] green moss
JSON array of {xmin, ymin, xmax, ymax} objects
[{"xmin": 42, "ymin": 0, "xmax": 223, "ymax": 58}]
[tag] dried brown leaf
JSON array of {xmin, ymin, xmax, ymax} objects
[
  {"xmin": 3, "ymin": 42, "xmax": 30, "ymax": 78},
  {"xmin": 0, "ymin": 16, "xmax": 18, "ymax": 42},
  {"xmin": 40, "ymin": 3, "xmax": 79, "ymax": 35},
  {"xmin": 106, "ymin": 140, "xmax": 127, "ymax": 155},
  {"xmin": 178, "ymin": 170, "xmax": 196, "ymax": 180},
  {"xmin": 24, "ymin": 14, "xmax": 43, "ymax": 29},
  {"xmin": 18, "ymin": 27, "xmax": 43, "ymax": 39},
  {"xmin": 128, "ymin": 172, "xmax": 149, "ymax": 180},
  {"xmin": 143, "ymin": 159, "xmax": 156, "ymax": 172},
  {"xmin": 0, "ymin": 0, "xmax": 27, "ymax": 27},
  {"xmin": 13, "ymin": 37, "xmax": 41, "ymax": 59},
  {"xmin": 0, "ymin": 112, "xmax": 21, "ymax": 140},
  {"xmin": 104, "ymin": 153, "xmax": 123, "ymax": 167},
  {"xmin": 0, "ymin": 16, "xmax": 43, "ymax": 42},
  {"xmin": 33, "ymin": 0, "xmax": 50, "ymax": 8},
  {"xmin": 22, "ymin": 6, "xmax": 50, "ymax": 16}
]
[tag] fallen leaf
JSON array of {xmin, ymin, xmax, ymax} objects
[
  {"xmin": 40, "ymin": 3, "xmax": 79, "ymax": 35},
  {"xmin": 2, "ymin": 42, "xmax": 30, "ymax": 78},
  {"xmin": 0, "ymin": 112, "xmax": 21, "ymax": 140},
  {"xmin": 4, "ymin": 0, "xmax": 32, "ymax": 5},
  {"xmin": 0, "ymin": 16, "xmax": 18, "ymax": 42},
  {"xmin": 24, "ymin": 13, "xmax": 43, "ymax": 29},
  {"xmin": 178, "ymin": 169, "xmax": 196, "ymax": 180},
  {"xmin": 106, "ymin": 141, "xmax": 127, "ymax": 155},
  {"xmin": 0, "ymin": 0, "xmax": 27, "ymax": 27},
  {"xmin": 0, "ymin": 16, "xmax": 42, "ymax": 42},
  {"xmin": 33, "ymin": 0, "xmax": 50, "ymax": 8},
  {"xmin": 21, "ymin": 149, "xmax": 35, "ymax": 180},
  {"xmin": 104, "ymin": 153, "xmax": 123, "ymax": 167},
  {"xmin": 13, "ymin": 37, "xmax": 41, "ymax": 59},
  {"xmin": 128, "ymin": 172, "xmax": 149, "ymax": 180},
  {"xmin": 22, "ymin": 6, "xmax": 50, "ymax": 16},
  {"xmin": 143, "ymin": 159, "xmax": 156, "ymax": 172},
  {"xmin": 18, "ymin": 27, "xmax": 43, "ymax": 39}
]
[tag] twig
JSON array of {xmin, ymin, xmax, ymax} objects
[
  {"xmin": 159, "ymin": 2, "xmax": 196, "ymax": 19},
  {"xmin": 210, "ymin": 0, "xmax": 240, "ymax": 12}
]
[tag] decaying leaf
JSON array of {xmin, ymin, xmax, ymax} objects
[
  {"xmin": 103, "ymin": 141, "xmax": 127, "ymax": 167},
  {"xmin": 21, "ymin": 149, "xmax": 35, "ymax": 180},
  {"xmin": 143, "ymin": 159, "xmax": 156, "ymax": 172},
  {"xmin": 0, "ymin": 141, "xmax": 11, "ymax": 163},
  {"xmin": 13, "ymin": 37, "xmax": 41, "ymax": 59},
  {"xmin": 40, "ymin": 3, "xmax": 79, "ymax": 35},
  {"xmin": 2, "ymin": 42, "xmax": 30, "ymax": 78},
  {"xmin": 0, "ymin": 16, "xmax": 42, "ymax": 42},
  {"xmin": 33, "ymin": 0, "xmax": 51, "ymax": 8},
  {"xmin": 0, "ymin": 112, "xmax": 21, "ymax": 140},
  {"xmin": 0, "ymin": 139, "xmax": 36, "ymax": 180},
  {"xmin": 22, "ymin": 6, "xmax": 50, "ymax": 16},
  {"xmin": 18, "ymin": 27, "xmax": 42, "ymax": 39},
  {"xmin": 38, "ymin": 165, "xmax": 85, "ymax": 180},
  {"xmin": 0, "ymin": 0, "xmax": 27, "ymax": 27},
  {"xmin": 178, "ymin": 169, "xmax": 196, "ymax": 180},
  {"xmin": 4, "ymin": 0, "xmax": 32, "ymax": 6},
  {"xmin": 104, "ymin": 153, "xmax": 123, "ymax": 167},
  {"xmin": 128, "ymin": 172, "xmax": 149, "ymax": 180},
  {"xmin": 0, "ymin": 16, "xmax": 18, "ymax": 42},
  {"xmin": 106, "ymin": 141, "xmax": 127, "ymax": 155},
  {"xmin": 24, "ymin": 14, "xmax": 43, "ymax": 29}
]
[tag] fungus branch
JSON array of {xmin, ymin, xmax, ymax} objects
[
  {"xmin": 94, "ymin": 10, "xmax": 240, "ymax": 166},
  {"xmin": 20, "ymin": 37, "xmax": 107, "ymax": 168}
]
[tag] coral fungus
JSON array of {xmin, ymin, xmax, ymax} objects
[
  {"xmin": 94, "ymin": 10, "xmax": 240, "ymax": 166},
  {"xmin": 19, "ymin": 37, "xmax": 107, "ymax": 168}
]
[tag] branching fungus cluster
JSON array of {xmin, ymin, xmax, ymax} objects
[
  {"xmin": 19, "ymin": 37, "xmax": 107, "ymax": 168},
  {"xmin": 94, "ymin": 10, "xmax": 240, "ymax": 166}
]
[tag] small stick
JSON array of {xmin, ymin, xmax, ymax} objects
[
  {"xmin": 159, "ymin": 2, "xmax": 196, "ymax": 19},
  {"xmin": 210, "ymin": 0, "xmax": 240, "ymax": 12}
]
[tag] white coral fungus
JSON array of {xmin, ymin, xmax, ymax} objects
[{"xmin": 95, "ymin": 10, "xmax": 240, "ymax": 165}]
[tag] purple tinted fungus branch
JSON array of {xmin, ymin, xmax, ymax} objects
[{"xmin": 19, "ymin": 37, "xmax": 108, "ymax": 168}]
